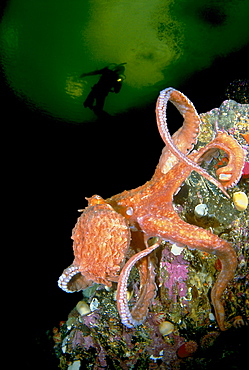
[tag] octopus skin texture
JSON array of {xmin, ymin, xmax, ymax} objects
[{"xmin": 58, "ymin": 87, "xmax": 246, "ymax": 331}]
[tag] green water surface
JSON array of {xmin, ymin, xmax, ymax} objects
[{"xmin": 1, "ymin": 0, "xmax": 249, "ymax": 122}]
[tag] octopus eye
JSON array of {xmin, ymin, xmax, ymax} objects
[{"xmin": 126, "ymin": 207, "xmax": 133, "ymax": 216}]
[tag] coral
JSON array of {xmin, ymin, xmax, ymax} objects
[{"xmin": 159, "ymin": 247, "xmax": 189, "ymax": 302}]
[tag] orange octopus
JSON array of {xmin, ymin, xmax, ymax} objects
[{"xmin": 58, "ymin": 88, "xmax": 246, "ymax": 331}]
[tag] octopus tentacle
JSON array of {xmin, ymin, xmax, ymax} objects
[
  {"xmin": 128, "ymin": 231, "xmax": 156, "ymax": 322},
  {"xmin": 195, "ymin": 131, "xmax": 246, "ymax": 188},
  {"xmin": 156, "ymin": 88, "xmax": 229, "ymax": 197},
  {"xmin": 211, "ymin": 247, "xmax": 237, "ymax": 331},
  {"xmin": 58, "ymin": 265, "xmax": 80, "ymax": 292},
  {"xmin": 154, "ymin": 88, "xmax": 201, "ymax": 176},
  {"xmin": 130, "ymin": 255, "xmax": 157, "ymax": 323},
  {"xmin": 116, "ymin": 240, "xmax": 161, "ymax": 328},
  {"xmin": 162, "ymin": 88, "xmax": 201, "ymax": 152},
  {"xmin": 58, "ymin": 264, "xmax": 94, "ymax": 292}
]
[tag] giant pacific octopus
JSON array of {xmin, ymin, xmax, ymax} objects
[{"xmin": 58, "ymin": 88, "xmax": 246, "ymax": 331}]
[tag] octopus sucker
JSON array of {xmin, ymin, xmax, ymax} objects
[{"xmin": 59, "ymin": 87, "xmax": 246, "ymax": 331}]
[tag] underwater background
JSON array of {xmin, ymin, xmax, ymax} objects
[
  {"xmin": 1, "ymin": 0, "xmax": 248, "ymax": 369},
  {"xmin": 1, "ymin": 0, "xmax": 249, "ymax": 123}
]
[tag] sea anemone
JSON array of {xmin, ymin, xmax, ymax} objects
[
  {"xmin": 158, "ymin": 321, "xmax": 175, "ymax": 336},
  {"xmin": 200, "ymin": 331, "xmax": 220, "ymax": 350},
  {"xmin": 232, "ymin": 191, "xmax": 248, "ymax": 211},
  {"xmin": 177, "ymin": 340, "xmax": 198, "ymax": 358}
]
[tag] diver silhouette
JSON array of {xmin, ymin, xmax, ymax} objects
[{"xmin": 80, "ymin": 63, "xmax": 126, "ymax": 116}]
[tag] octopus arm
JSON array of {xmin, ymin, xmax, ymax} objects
[
  {"xmin": 155, "ymin": 88, "xmax": 229, "ymax": 197},
  {"xmin": 193, "ymin": 131, "xmax": 246, "ymax": 188},
  {"xmin": 58, "ymin": 264, "xmax": 95, "ymax": 292},
  {"xmin": 116, "ymin": 240, "xmax": 161, "ymax": 328}
]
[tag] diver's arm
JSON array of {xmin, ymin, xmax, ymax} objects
[{"xmin": 80, "ymin": 68, "xmax": 106, "ymax": 78}]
